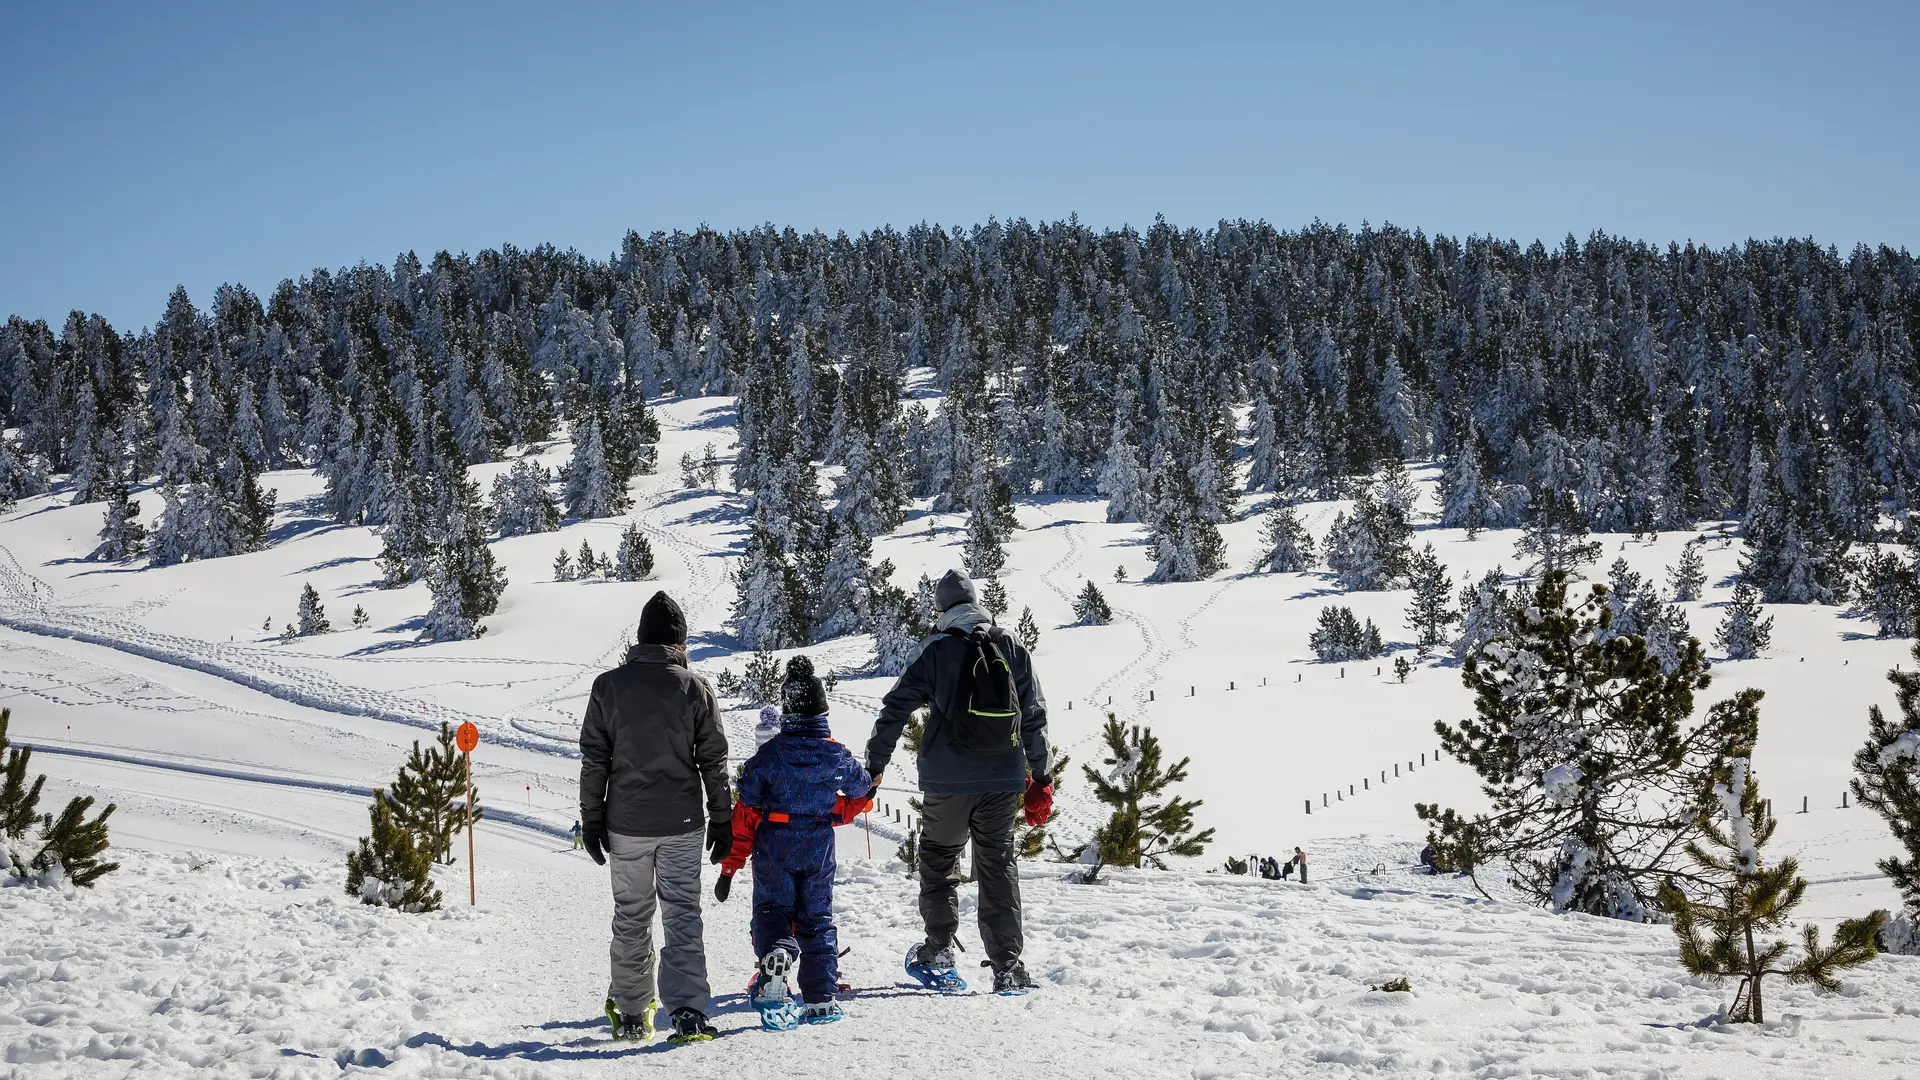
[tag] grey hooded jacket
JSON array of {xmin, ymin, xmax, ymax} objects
[
  {"xmin": 866, "ymin": 604, "xmax": 1050, "ymax": 795},
  {"xmin": 580, "ymin": 644, "xmax": 732, "ymax": 836}
]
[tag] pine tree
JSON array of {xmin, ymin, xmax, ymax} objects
[
  {"xmin": 344, "ymin": 790, "xmax": 441, "ymax": 912},
  {"xmin": 1853, "ymin": 545, "xmax": 1917, "ymax": 639},
  {"xmin": 489, "ymin": 460, "xmax": 560, "ymax": 537},
  {"xmin": 352, "ymin": 605, "xmax": 370, "ymax": 629},
  {"xmin": 1417, "ymin": 573, "xmax": 1754, "ymax": 919},
  {"xmin": 552, "ymin": 547, "xmax": 575, "ymax": 581},
  {"xmin": 981, "ymin": 577, "xmax": 1010, "ymax": 619},
  {"xmin": 1454, "ymin": 568, "xmax": 1514, "ymax": 661},
  {"xmin": 729, "ymin": 522, "xmax": 805, "ymax": 650},
  {"xmin": 577, "ymin": 540, "xmax": 599, "ymax": 579},
  {"xmin": 1017, "ymin": 606, "xmax": 1040, "ymax": 652},
  {"xmin": 1, "ymin": 709, "xmax": 118, "ymax": 888},
  {"xmin": 1405, "ymin": 543, "xmax": 1457, "ymax": 653},
  {"xmin": 422, "ymin": 479, "xmax": 507, "ymax": 642},
  {"xmin": 91, "ymin": 469, "xmax": 147, "ymax": 561},
  {"xmin": 1658, "ymin": 756, "xmax": 1882, "ymax": 1023},
  {"xmin": 1308, "ymin": 605, "xmax": 1383, "ymax": 662},
  {"xmin": 963, "ymin": 502, "xmax": 1007, "ymax": 581},
  {"xmin": 563, "ymin": 414, "xmax": 629, "ymax": 519},
  {"xmin": 614, "ymin": 521, "xmax": 655, "ymax": 581},
  {"xmin": 1851, "ymin": 646, "xmax": 1920, "ymax": 948},
  {"xmin": 1067, "ymin": 715, "xmax": 1215, "ymax": 876},
  {"xmin": 1516, "ymin": 489, "xmax": 1603, "ymax": 579},
  {"xmin": 385, "ymin": 722, "xmax": 482, "ymax": 865},
  {"xmin": 297, "ymin": 583, "xmax": 330, "ymax": 636},
  {"xmin": 1668, "ymin": 542, "xmax": 1709, "ymax": 603},
  {"xmin": 811, "ymin": 523, "xmax": 873, "ymax": 641},
  {"xmin": 378, "ymin": 475, "xmax": 432, "ymax": 587},
  {"xmin": 1325, "ymin": 478, "xmax": 1413, "ymax": 591},
  {"xmin": 868, "ymin": 561, "xmax": 924, "ymax": 677},
  {"xmin": 1715, "ymin": 582, "xmax": 1774, "ymax": 660},
  {"xmin": 1260, "ymin": 502, "xmax": 1316, "ymax": 573},
  {"xmin": 1074, "ymin": 581, "xmax": 1113, "ymax": 626}
]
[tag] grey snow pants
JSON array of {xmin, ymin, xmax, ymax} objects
[
  {"xmin": 918, "ymin": 791, "xmax": 1024, "ymax": 972},
  {"xmin": 607, "ymin": 827, "xmax": 710, "ymax": 1016}
]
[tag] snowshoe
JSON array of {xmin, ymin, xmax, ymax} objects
[
  {"xmin": 750, "ymin": 950, "xmax": 801, "ymax": 1032},
  {"xmin": 604, "ymin": 997, "xmax": 658, "ymax": 1041},
  {"xmin": 667, "ymin": 1007, "xmax": 718, "ymax": 1043},
  {"xmin": 904, "ymin": 942, "xmax": 967, "ymax": 994},
  {"xmin": 802, "ymin": 1001, "xmax": 845, "ymax": 1025},
  {"xmin": 989, "ymin": 962, "xmax": 1034, "ymax": 997}
]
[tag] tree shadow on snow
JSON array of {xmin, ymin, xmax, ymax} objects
[
  {"xmin": 268, "ymin": 517, "xmax": 352, "ymax": 546},
  {"xmin": 295, "ymin": 554, "xmax": 374, "ymax": 575}
]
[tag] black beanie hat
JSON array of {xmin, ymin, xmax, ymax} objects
[
  {"xmin": 638, "ymin": 591, "xmax": 688, "ymax": 645},
  {"xmin": 781, "ymin": 655, "xmax": 830, "ymax": 716}
]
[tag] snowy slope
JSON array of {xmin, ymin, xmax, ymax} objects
[{"xmin": 4, "ymin": 393, "xmax": 1920, "ymax": 1075}]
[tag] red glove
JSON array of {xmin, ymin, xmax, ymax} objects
[
  {"xmin": 831, "ymin": 793, "xmax": 873, "ymax": 826},
  {"xmin": 1022, "ymin": 778, "xmax": 1053, "ymax": 827},
  {"xmin": 720, "ymin": 806, "xmax": 761, "ymax": 875}
]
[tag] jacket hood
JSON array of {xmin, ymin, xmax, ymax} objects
[
  {"xmin": 626, "ymin": 643, "xmax": 688, "ymax": 667},
  {"xmin": 935, "ymin": 603, "xmax": 993, "ymax": 635}
]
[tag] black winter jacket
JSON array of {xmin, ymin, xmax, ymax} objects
[
  {"xmin": 866, "ymin": 606, "xmax": 1050, "ymax": 795},
  {"xmin": 579, "ymin": 644, "xmax": 732, "ymax": 836}
]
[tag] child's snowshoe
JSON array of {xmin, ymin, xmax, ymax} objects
[
  {"xmin": 904, "ymin": 942, "xmax": 967, "ymax": 994},
  {"xmin": 750, "ymin": 950, "xmax": 801, "ymax": 1031},
  {"xmin": 802, "ymin": 1001, "xmax": 845, "ymax": 1025}
]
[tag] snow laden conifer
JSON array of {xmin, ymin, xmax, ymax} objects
[
  {"xmin": 1658, "ymin": 754, "xmax": 1882, "ymax": 1022},
  {"xmin": 1259, "ymin": 502, "xmax": 1316, "ymax": 573},
  {"xmin": 1853, "ymin": 545, "xmax": 1917, "ymax": 639},
  {"xmin": 1405, "ymin": 543, "xmax": 1456, "ymax": 654},
  {"xmin": 563, "ymin": 414, "xmax": 629, "ymax": 520},
  {"xmin": 385, "ymin": 722, "xmax": 482, "ymax": 865},
  {"xmin": 1668, "ymin": 541, "xmax": 1708, "ymax": 602},
  {"xmin": 1515, "ymin": 489, "xmax": 1602, "ymax": 579},
  {"xmin": 1, "ymin": 709, "xmax": 118, "ymax": 888},
  {"xmin": 1715, "ymin": 582, "xmax": 1773, "ymax": 660},
  {"xmin": 963, "ymin": 501, "xmax": 1007, "ymax": 581},
  {"xmin": 1074, "ymin": 581, "xmax": 1113, "ymax": 626},
  {"xmin": 1454, "ymin": 568, "xmax": 1515, "ymax": 661},
  {"xmin": 981, "ymin": 577, "xmax": 1010, "ymax": 620},
  {"xmin": 1325, "ymin": 475, "xmax": 1414, "ymax": 591},
  {"xmin": 344, "ymin": 790, "xmax": 441, "ymax": 913},
  {"xmin": 729, "ymin": 523, "xmax": 806, "ymax": 650},
  {"xmin": 91, "ymin": 469, "xmax": 147, "ymax": 561},
  {"xmin": 576, "ymin": 540, "xmax": 600, "ymax": 579},
  {"xmin": 1309, "ymin": 605, "xmax": 1383, "ymax": 662},
  {"xmin": 867, "ymin": 560, "xmax": 924, "ymax": 677},
  {"xmin": 613, "ymin": 521, "xmax": 654, "ymax": 581},
  {"xmin": 552, "ymin": 547, "xmax": 574, "ymax": 582},
  {"xmin": 1062, "ymin": 715, "xmax": 1214, "ymax": 881},
  {"xmin": 489, "ymin": 460, "xmax": 560, "ymax": 537},
  {"xmin": 1851, "ymin": 646, "xmax": 1920, "ymax": 953},
  {"xmin": 811, "ymin": 522, "xmax": 874, "ymax": 642},
  {"xmin": 1418, "ymin": 572, "xmax": 1756, "ymax": 919},
  {"xmin": 1440, "ymin": 430, "xmax": 1506, "ymax": 537},
  {"xmin": 421, "ymin": 477, "xmax": 506, "ymax": 642},
  {"xmin": 296, "ymin": 583, "xmax": 330, "ymax": 636}
]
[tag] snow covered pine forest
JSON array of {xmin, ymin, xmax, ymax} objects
[{"xmin": 5, "ymin": 221, "xmax": 1920, "ymax": 1077}]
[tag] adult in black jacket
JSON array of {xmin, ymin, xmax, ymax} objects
[
  {"xmin": 867, "ymin": 570, "xmax": 1051, "ymax": 994},
  {"xmin": 579, "ymin": 591, "xmax": 731, "ymax": 1043}
]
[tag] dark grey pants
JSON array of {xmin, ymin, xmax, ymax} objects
[{"xmin": 919, "ymin": 791, "xmax": 1022, "ymax": 971}]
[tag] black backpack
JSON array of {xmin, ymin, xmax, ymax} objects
[{"xmin": 942, "ymin": 626, "xmax": 1021, "ymax": 753}]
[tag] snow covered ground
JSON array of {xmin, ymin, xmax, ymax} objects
[{"xmin": 4, "ymin": 394, "xmax": 1919, "ymax": 1075}]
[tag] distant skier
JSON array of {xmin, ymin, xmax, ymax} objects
[
  {"xmin": 867, "ymin": 569, "xmax": 1051, "ymax": 996},
  {"xmin": 571, "ymin": 821, "xmax": 584, "ymax": 851},
  {"xmin": 712, "ymin": 657, "xmax": 870, "ymax": 1029},
  {"xmin": 579, "ymin": 591, "xmax": 732, "ymax": 1044}
]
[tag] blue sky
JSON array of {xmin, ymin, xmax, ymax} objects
[{"xmin": 3, "ymin": 1, "xmax": 1915, "ymax": 330}]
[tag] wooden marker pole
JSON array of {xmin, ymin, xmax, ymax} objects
[{"xmin": 456, "ymin": 722, "xmax": 480, "ymax": 906}]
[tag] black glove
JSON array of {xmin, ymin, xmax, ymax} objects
[
  {"xmin": 714, "ymin": 872, "xmax": 733, "ymax": 903},
  {"xmin": 706, "ymin": 813, "xmax": 733, "ymax": 864},
  {"xmin": 582, "ymin": 819, "xmax": 608, "ymax": 866}
]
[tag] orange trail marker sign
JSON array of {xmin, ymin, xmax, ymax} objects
[{"xmin": 456, "ymin": 722, "xmax": 479, "ymax": 905}]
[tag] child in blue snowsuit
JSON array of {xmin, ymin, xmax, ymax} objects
[{"xmin": 727, "ymin": 657, "xmax": 870, "ymax": 1026}]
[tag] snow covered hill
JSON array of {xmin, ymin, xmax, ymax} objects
[{"xmin": 4, "ymin": 393, "xmax": 1919, "ymax": 1075}]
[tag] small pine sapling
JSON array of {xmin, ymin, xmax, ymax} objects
[
  {"xmin": 296, "ymin": 583, "xmax": 330, "ymax": 636},
  {"xmin": 1074, "ymin": 581, "xmax": 1113, "ymax": 626},
  {"xmin": 679, "ymin": 451, "xmax": 700, "ymax": 489},
  {"xmin": 262, "ymin": 616, "xmax": 272, "ymax": 632},
  {"xmin": 699, "ymin": 443, "xmax": 720, "ymax": 487},
  {"xmin": 982, "ymin": 576, "xmax": 1010, "ymax": 618},
  {"xmin": 741, "ymin": 649, "xmax": 782, "ymax": 706},
  {"xmin": 1394, "ymin": 656, "xmax": 1413, "ymax": 683},
  {"xmin": 278, "ymin": 622, "xmax": 297, "ymax": 644},
  {"xmin": 577, "ymin": 540, "xmax": 599, "ymax": 578},
  {"xmin": 344, "ymin": 790, "xmax": 442, "ymax": 912},
  {"xmin": 1658, "ymin": 755, "xmax": 1882, "ymax": 1023},
  {"xmin": 386, "ymin": 722, "xmax": 483, "ymax": 865},
  {"xmin": 614, "ymin": 521, "xmax": 654, "ymax": 581},
  {"xmin": 1, "ymin": 709, "xmax": 118, "ymax": 887},
  {"xmin": 351, "ymin": 605, "xmax": 370, "ymax": 629},
  {"xmin": 1715, "ymin": 581, "xmax": 1774, "ymax": 659},
  {"xmin": 1114, "ymin": 565, "xmax": 1127, "ymax": 583},
  {"xmin": 1669, "ymin": 542, "xmax": 1709, "ymax": 603},
  {"xmin": 1063, "ymin": 715, "xmax": 1214, "ymax": 880},
  {"xmin": 1017, "ymin": 606, "xmax": 1041, "ymax": 651},
  {"xmin": 1851, "ymin": 643, "xmax": 1920, "ymax": 951},
  {"xmin": 1405, "ymin": 543, "xmax": 1457, "ymax": 654},
  {"xmin": 553, "ymin": 548, "xmax": 575, "ymax": 582}
]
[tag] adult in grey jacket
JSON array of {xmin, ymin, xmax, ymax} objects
[
  {"xmin": 867, "ymin": 570, "xmax": 1050, "ymax": 993},
  {"xmin": 579, "ymin": 591, "xmax": 731, "ymax": 1042}
]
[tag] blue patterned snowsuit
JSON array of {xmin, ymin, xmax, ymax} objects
[{"xmin": 737, "ymin": 714, "xmax": 871, "ymax": 1003}]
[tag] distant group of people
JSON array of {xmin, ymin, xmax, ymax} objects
[
  {"xmin": 574, "ymin": 570, "xmax": 1052, "ymax": 1041},
  {"xmin": 1225, "ymin": 847, "xmax": 1307, "ymax": 884}
]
